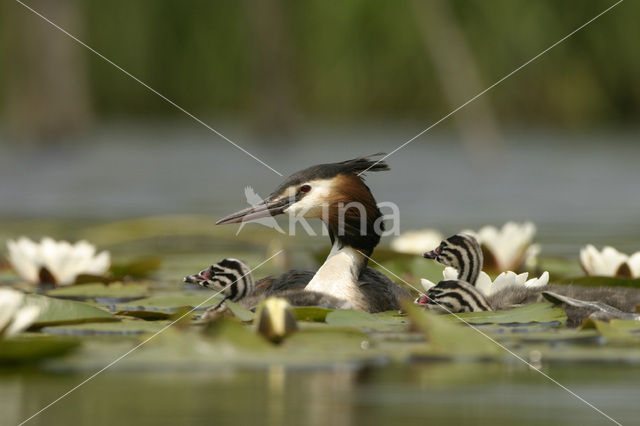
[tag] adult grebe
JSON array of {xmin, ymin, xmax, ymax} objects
[{"xmin": 187, "ymin": 154, "xmax": 411, "ymax": 312}]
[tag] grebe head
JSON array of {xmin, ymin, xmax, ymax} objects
[
  {"xmin": 423, "ymin": 233, "xmax": 483, "ymax": 284},
  {"xmin": 216, "ymin": 154, "xmax": 389, "ymax": 252}
]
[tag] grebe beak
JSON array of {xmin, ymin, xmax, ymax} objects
[{"xmin": 216, "ymin": 196, "xmax": 294, "ymax": 225}]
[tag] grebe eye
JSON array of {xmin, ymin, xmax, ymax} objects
[
  {"xmin": 300, "ymin": 185, "xmax": 312, "ymax": 193},
  {"xmin": 434, "ymin": 246, "xmax": 441, "ymax": 255}
]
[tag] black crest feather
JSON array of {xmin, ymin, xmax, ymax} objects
[{"xmin": 269, "ymin": 153, "xmax": 389, "ymax": 198}]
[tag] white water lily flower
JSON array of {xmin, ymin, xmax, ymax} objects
[
  {"xmin": 390, "ymin": 229, "xmax": 443, "ymax": 255},
  {"xmin": 475, "ymin": 270, "xmax": 549, "ymax": 297},
  {"xmin": 464, "ymin": 221, "xmax": 538, "ymax": 270},
  {"xmin": 0, "ymin": 288, "xmax": 40, "ymax": 337},
  {"xmin": 579, "ymin": 245, "xmax": 640, "ymax": 278},
  {"xmin": 420, "ymin": 267, "xmax": 549, "ymax": 298},
  {"xmin": 7, "ymin": 237, "xmax": 110, "ymax": 286}
]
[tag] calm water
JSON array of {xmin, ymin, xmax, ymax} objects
[
  {"xmin": 1, "ymin": 123, "xmax": 639, "ymax": 254},
  {"xmin": 1, "ymin": 123, "xmax": 639, "ymax": 425},
  {"xmin": 3, "ymin": 364, "xmax": 639, "ymax": 426}
]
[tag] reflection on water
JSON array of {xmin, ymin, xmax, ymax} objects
[{"xmin": 2, "ymin": 363, "xmax": 638, "ymax": 426}]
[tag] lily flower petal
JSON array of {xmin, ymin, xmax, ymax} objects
[
  {"xmin": 442, "ymin": 267, "xmax": 458, "ymax": 280},
  {"xmin": 7, "ymin": 238, "xmax": 41, "ymax": 283},
  {"xmin": 0, "ymin": 288, "xmax": 41, "ymax": 337},
  {"xmin": 391, "ymin": 229, "xmax": 444, "ymax": 255},
  {"xmin": 525, "ymin": 271, "xmax": 549, "ymax": 288},
  {"xmin": 477, "ymin": 270, "xmax": 549, "ymax": 297},
  {"xmin": 474, "ymin": 271, "xmax": 494, "ymax": 297},
  {"xmin": 4, "ymin": 305, "xmax": 40, "ymax": 337},
  {"xmin": 579, "ymin": 244, "xmax": 631, "ymax": 277},
  {"xmin": 0, "ymin": 288, "xmax": 24, "ymax": 332},
  {"xmin": 628, "ymin": 253, "xmax": 640, "ymax": 278},
  {"xmin": 465, "ymin": 221, "xmax": 537, "ymax": 270},
  {"xmin": 6, "ymin": 237, "xmax": 111, "ymax": 286},
  {"xmin": 420, "ymin": 278, "xmax": 437, "ymax": 291}
]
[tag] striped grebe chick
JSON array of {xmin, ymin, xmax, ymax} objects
[
  {"xmin": 423, "ymin": 233, "xmax": 483, "ymax": 285},
  {"xmin": 185, "ymin": 258, "xmax": 352, "ymax": 315},
  {"xmin": 191, "ymin": 154, "xmax": 411, "ymax": 313},
  {"xmin": 419, "ymin": 234, "xmax": 640, "ymax": 326}
]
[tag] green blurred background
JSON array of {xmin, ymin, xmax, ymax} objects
[
  {"xmin": 1, "ymin": 0, "xmax": 639, "ymax": 253},
  {"xmin": 2, "ymin": 0, "xmax": 638, "ymax": 138}
]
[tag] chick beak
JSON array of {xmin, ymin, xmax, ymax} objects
[
  {"xmin": 423, "ymin": 249, "xmax": 438, "ymax": 259},
  {"xmin": 216, "ymin": 196, "xmax": 293, "ymax": 225},
  {"xmin": 415, "ymin": 295, "xmax": 429, "ymax": 306}
]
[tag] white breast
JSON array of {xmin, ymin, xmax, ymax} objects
[{"xmin": 305, "ymin": 245, "xmax": 363, "ymax": 309}]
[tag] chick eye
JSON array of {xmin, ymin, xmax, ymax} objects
[{"xmin": 300, "ymin": 185, "xmax": 312, "ymax": 193}]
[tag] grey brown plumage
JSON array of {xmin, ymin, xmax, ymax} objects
[
  {"xmin": 255, "ymin": 267, "xmax": 410, "ymax": 312},
  {"xmin": 420, "ymin": 233, "xmax": 640, "ymax": 327}
]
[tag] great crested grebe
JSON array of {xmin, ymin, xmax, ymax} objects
[
  {"xmin": 186, "ymin": 154, "xmax": 411, "ymax": 313},
  {"xmin": 418, "ymin": 234, "xmax": 640, "ymax": 326}
]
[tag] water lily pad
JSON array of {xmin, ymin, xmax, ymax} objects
[
  {"xmin": 483, "ymin": 325, "xmax": 601, "ymax": 344},
  {"xmin": 41, "ymin": 319, "xmax": 168, "ymax": 336},
  {"xmin": 453, "ymin": 302, "xmax": 567, "ymax": 325},
  {"xmin": 115, "ymin": 295, "xmax": 224, "ymax": 319},
  {"xmin": 24, "ymin": 294, "xmax": 116, "ymax": 326},
  {"xmin": 590, "ymin": 319, "xmax": 640, "ymax": 342},
  {"xmin": 283, "ymin": 328, "xmax": 374, "ymax": 356},
  {"xmin": 225, "ymin": 301, "xmax": 255, "ymax": 322},
  {"xmin": 292, "ymin": 306, "xmax": 334, "ymax": 322},
  {"xmin": 45, "ymin": 282, "xmax": 149, "ymax": 303},
  {"xmin": 110, "ymin": 256, "xmax": 163, "ymax": 280},
  {"xmin": 404, "ymin": 303, "xmax": 502, "ymax": 358},
  {"xmin": 0, "ymin": 335, "xmax": 80, "ymax": 364},
  {"xmin": 325, "ymin": 310, "xmax": 408, "ymax": 331},
  {"xmin": 203, "ymin": 317, "xmax": 273, "ymax": 350},
  {"xmin": 46, "ymin": 319, "xmax": 382, "ymax": 372}
]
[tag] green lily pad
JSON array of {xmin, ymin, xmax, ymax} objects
[
  {"xmin": 45, "ymin": 282, "xmax": 149, "ymax": 302},
  {"xmin": 24, "ymin": 294, "xmax": 116, "ymax": 327},
  {"xmin": 46, "ymin": 318, "xmax": 381, "ymax": 372},
  {"xmin": 283, "ymin": 328, "xmax": 373, "ymax": 354},
  {"xmin": 482, "ymin": 324, "xmax": 601, "ymax": 344},
  {"xmin": 224, "ymin": 301, "xmax": 255, "ymax": 322},
  {"xmin": 404, "ymin": 303, "xmax": 502, "ymax": 357},
  {"xmin": 292, "ymin": 306, "xmax": 334, "ymax": 322},
  {"xmin": 0, "ymin": 334, "xmax": 80, "ymax": 364},
  {"xmin": 115, "ymin": 295, "xmax": 224, "ymax": 319},
  {"xmin": 203, "ymin": 317, "xmax": 273, "ymax": 350},
  {"xmin": 41, "ymin": 320, "xmax": 169, "ymax": 336},
  {"xmin": 591, "ymin": 319, "xmax": 640, "ymax": 342},
  {"xmin": 325, "ymin": 309, "xmax": 408, "ymax": 331},
  {"xmin": 110, "ymin": 256, "xmax": 163, "ymax": 280},
  {"xmin": 557, "ymin": 276, "xmax": 640, "ymax": 288},
  {"xmin": 453, "ymin": 302, "xmax": 567, "ymax": 325}
]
